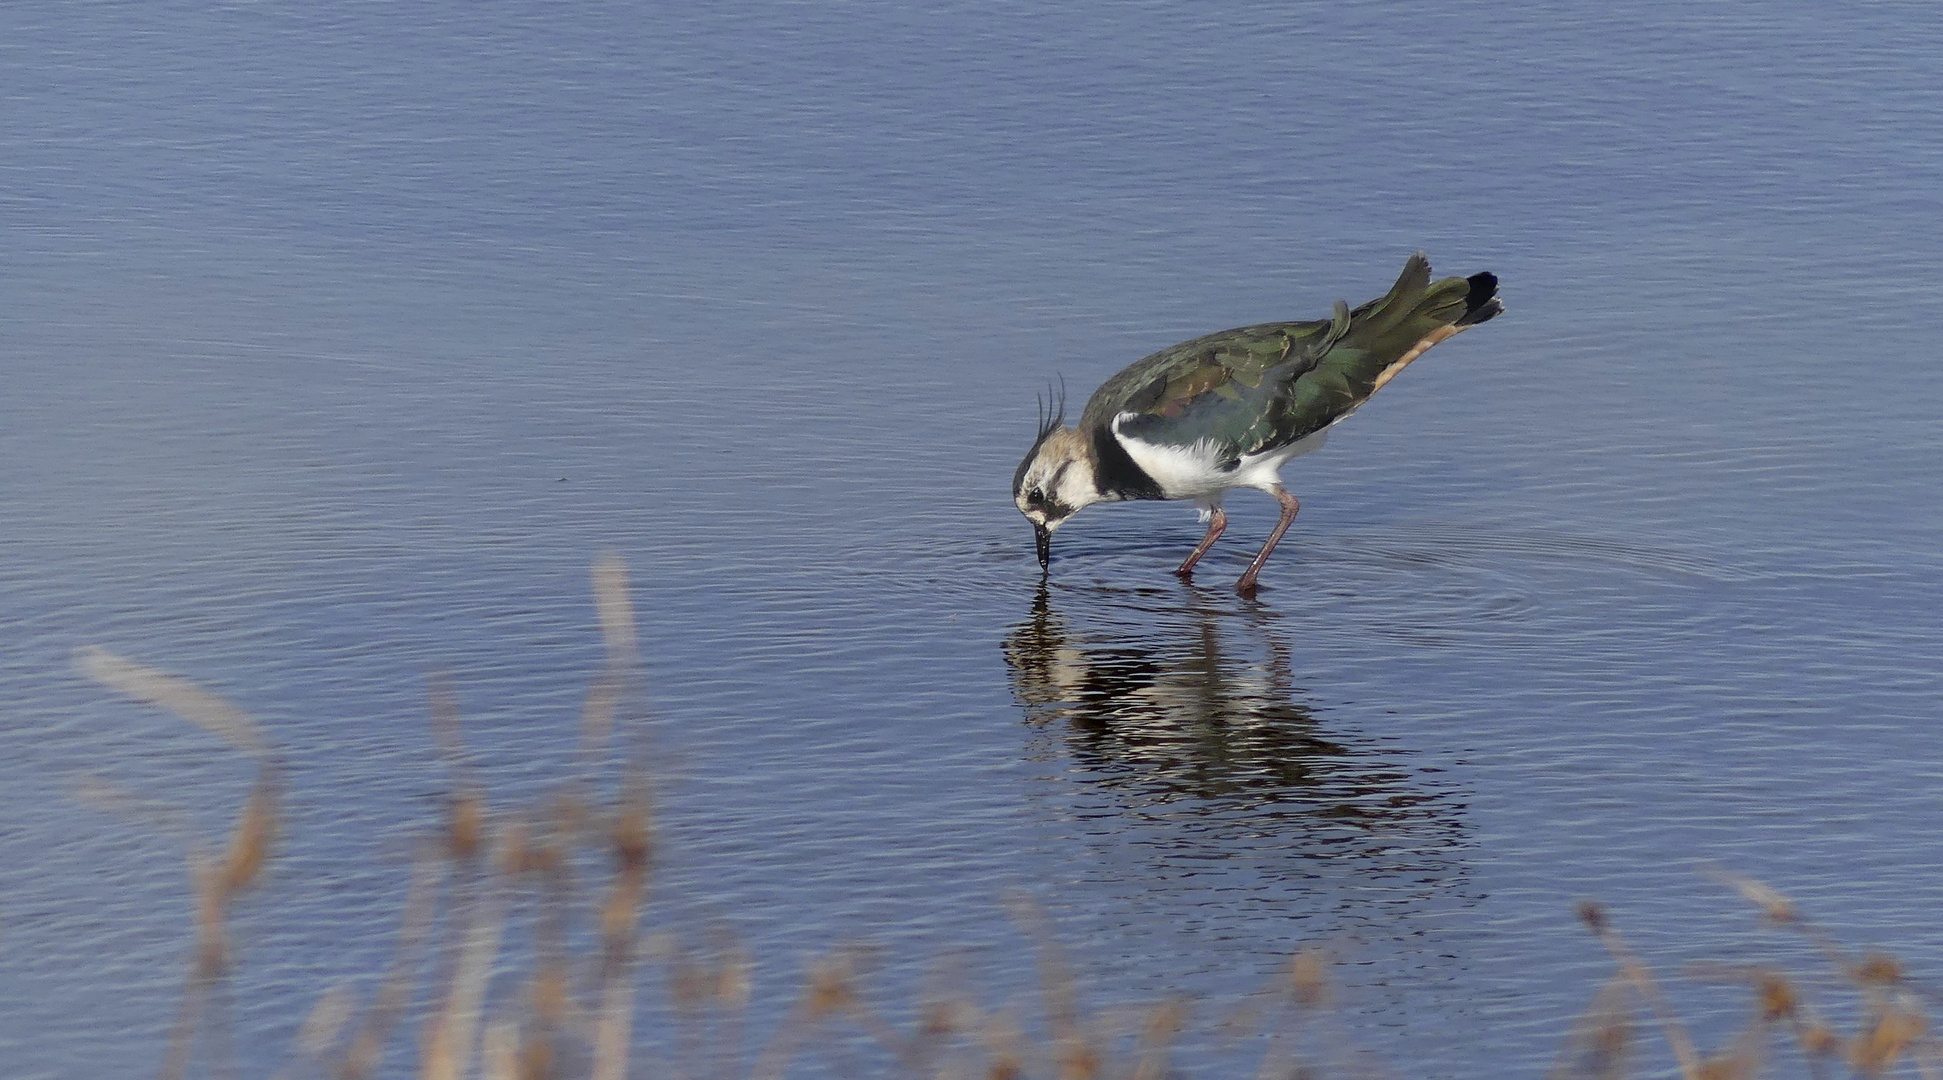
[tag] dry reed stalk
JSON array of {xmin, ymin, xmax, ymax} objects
[
  {"xmin": 1235, "ymin": 946, "xmax": 1342, "ymax": 1080},
  {"xmin": 1288, "ymin": 948, "xmax": 1329, "ymax": 1010},
  {"xmin": 660, "ymin": 935, "xmax": 708, "ymax": 1080},
  {"xmin": 429, "ymin": 674, "xmax": 488, "ymax": 864},
  {"xmin": 1128, "ymin": 998, "xmax": 1189, "ymax": 1080},
  {"xmin": 159, "ymin": 947, "xmax": 213, "ymax": 1080},
  {"xmin": 901, "ymin": 958, "xmax": 982, "ymax": 1080},
  {"xmin": 338, "ymin": 849, "xmax": 444, "ymax": 1080},
  {"xmin": 1548, "ymin": 973, "xmax": 1635, "ymax": 1080},
  {"xmin": 76, "ymin": 645, "xmax": 280, "ymax": 1080},
  {"xmin": 580, "ymin": 672, "xmax": 620, "ymax": 761},
  {"xmin": 267, "ymin": 983, "xmax": 354, "ymax": 1080},
  {"xmin": 519, "ymin": 964, "xmax": 569, "ymax": 1079},
  {"xmin": 746, "ymin": 947, "xmax": 878, "ymax": 1080},
  {"xmin": 420, "ymin": 888, "xmax": 507, "ymax": 1080},
  {"xmin": 586, "ymin": 786, "xmax": 652, "ymax": 1076},
  {"xmin": 673, "ymin": 927, "xmax": 754, "ymax": 1080},
  {"xmin": 1704, "ymin": 872, "xmax": 1943, "ymax": 1078},
  {"xmin": 976, "ymin": 1007, "xmax": 1026, "ymax": 1080},
  {"xmin": 157, "ymin": 824, "xmax": 258, "ymax": 1080},
  {"xmin": 221, "ymin": 771, "xmax": 281, "ymax": 896},
  {"xmin": 1577, "ymin": 901, "xmax": 1705, "ymax": 1080},
  {"xmin": 74, "ymin": 646, "xmax": 268, "ymax": 758},
  {"xmin": 481, "ymin": 1019, "xmax": 520, "ymax": 1080},
  {"xmin": 1708, "ymin": 869, "xmax": 1865, "ymax": 992},
  {"xmin": 1695, "ymin": 1023, "xmax": 1766, "ymax": 1080},
  {"xmin": 590, "ymin": 976, "xmax": 635, "ymax": 1080},
  {"xmin": 1849, "ymin": 990, "xmax": 1925, "ymax": 1076},
  {"xmin": 592, "ymin": 551, "xmax": 639, "ymax": 669},
  {"xmin": 1692, "ymin": 964, "xmax": 1841, "ymax": 1078},
  {"xmin": 525, "ymin": 818, "xmax": 578, "ymax": 1077},
  {"xmin": 1003, "ymin": 893, "xmax": 1103, "ymax": 1080}
]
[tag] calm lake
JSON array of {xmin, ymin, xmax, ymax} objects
[{"xmin": 5, "ymin": 2, "xmax": 1943, "ymax": 1076}]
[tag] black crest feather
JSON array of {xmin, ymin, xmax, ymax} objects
[
  {"xmin": 1036, "ymin": 377, "xmax": 1066, "ymax": 443},
  {"xmin": 1013, "ymin": 377, "xmax": 1067, "ymax": 496}
]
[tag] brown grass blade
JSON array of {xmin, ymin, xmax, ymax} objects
[
  {"xmin": 420, "ymin": 892, "xmax": 506, "ymax": 1080},
  {"xmin": 297, "ymin": 984, "xmax": 354, "ymax": 1058},
  {"xmin": 1577, "ymin": 901, "xmax": 1704, "ymax": 1080},
  {"xmin": 1129, "ymin": 999, "xmax": 1189, "ymax": 1080},
  {"xmin": 75, "ymin": 646, "xmax": 266, "ymax": 757},
  {"xmin": 219, "ymin": 773, "xmax": 280, "ymax": 896},
  {"xmin": 1004, "ymin": 892, "xmax": 1101, "ymax": 1080},
  {"xmin": 159, "ymin": 961, "xmax": 213, "ymax": 1080},
  {"xmin": 1547, "ymin": 973, "xmax": 1635, "ymax": 1080},
  {"xmin": 1702, "ymin": 867, "xmax": 1800, "ymax": 926},
  {"xmin": 338, "ymin": 849, "xmax": 443, "ymax": 1080},
  {"xmin": 591, "ymin": 977, "xmax": 635, "ymax": 1080},
  {"xmin": 592, "ymin": 551, "xmax": 638, "ymax": 667},
  {"xmin": 481, "ymin": 1018, "xmax": 520, "ymax": 1080}
]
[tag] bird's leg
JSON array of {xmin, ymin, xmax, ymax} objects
[
  {"xmin": 1234, "ymin": 487, "xmax": 1301, "ymax": 593},
  {"xmin": 1174, "ymin": 507, "xmax": 1228, "ymax": 577}
]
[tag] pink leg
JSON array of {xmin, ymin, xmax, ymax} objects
[
  {"xmin": 1174, "ymin": 507, "xmax": 1228, "ymax": 577},
  {"xmin": 1235, "ymin": 488, "xmax": 1301, "ymax": 593}
]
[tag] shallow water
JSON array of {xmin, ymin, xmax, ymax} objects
[{"xmin": 5, "ymin": 2, "xmax": 1943, "ymax": 1075}]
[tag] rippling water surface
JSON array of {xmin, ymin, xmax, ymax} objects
[{"xmin": 6, "ymin": 3, "xmax": 1943, "ymax": 1076}]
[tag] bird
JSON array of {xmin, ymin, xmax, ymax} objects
[{"xmin": 1013, "ymin": 252, "xmax": 1502, "ymax": 592}]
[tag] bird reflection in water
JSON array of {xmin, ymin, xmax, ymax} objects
[{"xmin": 1003, "ymin": 583, "xmax": 1466, "ymax": 872}]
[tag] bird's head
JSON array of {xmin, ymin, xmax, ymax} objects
[{"xmin": 1013, "ymin": 393, "xmax": 1100, "ymax": 570}]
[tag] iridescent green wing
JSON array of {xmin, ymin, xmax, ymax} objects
[
  {"xmin": 1081, "ymin": 312, "xmax": 1347, "ymax": 463},
  {"xmin": 1093, "ymin": 255, "xmax": 1488, "ymax": 460}
]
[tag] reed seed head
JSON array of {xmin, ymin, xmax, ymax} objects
[
  {"xmin": 1855, "ymin": 953, "xmax": 1902, "ymax": 986},
  {"xmin": 1851, "ymin": 1007, "xmax": 1923, "ymax": 1074},
  {"xmin": 1697, "ymin": 1049, "xmax": 1756, "ymax": 1080},
  {"xmin": 1754, "ymin": 972, "xmax": 1796, "ymax": 1020},
  {"xmin": 447, "ymin": 790, "xmax": 486, "ymax": 863},
  {"xmin": 804, "ymin": 953, "xmax": 857, "ymax": 1019},
  {"xmin": 612, "ymin": 805, "xmax": 653, "ymax": 874},
  {"xmin": 1798, "ymin": 1024, "xmax": 1841, "ymax": 1056},
  {"xmin": 1576, "ymin": 901, "xmax": 1608, "ymax": 933},
  {"xmin": 1288, "ymin": 949, "xmax": 1329, "ymax": 1009}
]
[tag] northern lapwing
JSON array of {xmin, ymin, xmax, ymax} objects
[{"xmin": 1013, "ymin": 253, "xmax": 1502, "ymax": 592}]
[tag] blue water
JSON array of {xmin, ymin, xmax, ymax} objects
[{"xmin": 5, "ymin": 2, "xmax": 1943, "ymax": 1076}]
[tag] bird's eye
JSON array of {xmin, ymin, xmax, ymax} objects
[{"xmin": 1027, "ymin": 488, "xmax": 1045, "ymax": 507}]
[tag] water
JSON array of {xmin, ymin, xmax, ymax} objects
[{"xmin": 5, "ymin": 2, "xmax": 1943, "ymax": 1075}]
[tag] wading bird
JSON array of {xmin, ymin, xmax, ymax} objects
[{"xmin": 1013, "ymin": 253, "xmax": 1502, "ymax": 592}]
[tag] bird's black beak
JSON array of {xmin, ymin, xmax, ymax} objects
[{"xmin": 1033, "ymin": 522, "xmax": 1051, "ymax": 571}]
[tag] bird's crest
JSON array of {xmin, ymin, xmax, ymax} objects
[
  {"xmin": 1034, "ymin": 377, "xmax": 1066, "ymax": 444},
  {"xmin": 1014, "ymin": 377, "xmax": 1067, "ymax": 495}
]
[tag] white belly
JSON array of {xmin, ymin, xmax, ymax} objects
[{"xmin": 1113, "ymin": 416, "xmax": 1328, "ymax": 501}]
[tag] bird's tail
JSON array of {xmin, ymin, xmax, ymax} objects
[
  {"xmin": 1351, "ymin": 252, "xmax": 1502, "ymax": 340},
  {"xmin": 1454, "ymin": 269, "xmax": 1504, "ymax": 327},
  {"xmin": 1279, "ymin": 254, "xmax": 1503, "ymax": 421}
]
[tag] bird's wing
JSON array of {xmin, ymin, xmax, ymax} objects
[
  {"xmin": 1084, "ymin": 254, "xmax": 1497, "ymax": 462},
  {"xmin": 1081, "ymin": 316, "xmax": 1345, "ymax": 463}
]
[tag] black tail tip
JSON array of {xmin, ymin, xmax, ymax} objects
[{"xmin": 1456, "ymin": 271, "xmax": 1503, "ymax": 326}]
